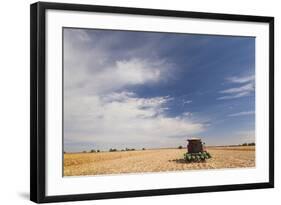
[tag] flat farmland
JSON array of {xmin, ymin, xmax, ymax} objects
[{"xmin": 64, "ymin": 146, "xmax": 255, "ymax": 176}]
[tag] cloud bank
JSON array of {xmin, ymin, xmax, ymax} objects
[{"xmin": 64, "ymin": 29, "xmax": 205, "ymax": 151}]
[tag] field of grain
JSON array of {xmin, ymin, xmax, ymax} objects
[{"xmin": 64, "ymin": 146, "xmax": 255, "ymax": 176}]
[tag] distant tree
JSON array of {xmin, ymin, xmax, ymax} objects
[
  {"xmin": 142, "ymin": 148, "xmax": 145, "ymax": 150},
  {"xmin": 90, "ymin": 149, "xmax": 96, "ymax": 153},
  {"xmin": 97, "ymin": 150, "xmax": 100, "ymax": 152},
  {"xmin": 178, "ymin": 145, "xmax": 183, "ymax": 149},
  {"xmin": 125, "ymin": 148, "xmax": 135, "ymax": 151},
  {"xmin": 109, "ymin": 148, "xmax": 117, "ymax": 152},
  {"xmin": 248, "ymin": 142, "xmax": 255, "ymax": 146},
  {"xmin": 82, "ymin": 150, "xmax": 87, "ymax": 153},
  {"xmin": 242, "ymin": 143, "xmax": 248, "ymax": 146}
]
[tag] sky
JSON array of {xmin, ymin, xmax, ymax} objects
[{"xmin": 63, "ymin": 28, "xmax": 255, "ymax": 152}]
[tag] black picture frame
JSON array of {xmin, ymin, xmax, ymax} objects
[{"xmin": 30, "ymin": 1, "xmax": 274, "ymax": 203}]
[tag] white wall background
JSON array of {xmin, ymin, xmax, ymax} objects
[{"xmin": 0, "ymin": 0, "xmax": 279, "ymax": 204}]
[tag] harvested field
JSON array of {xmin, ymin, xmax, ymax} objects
[{"xmin": 64, "ymin": 146, "xmax": 255, "ymax": 176}]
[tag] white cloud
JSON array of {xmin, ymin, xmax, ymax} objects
[
  {"xmin": 64, "ymin": 29, "xmax": 204, "ymax": 151},
  {"xmin": 65, "ymin": 92, "xmax": 204, "ymax": 150},
  {"xmin": 226, "ymin": 74, "xmax": 254, "ymax": 84},
  {"xmin": 116, "ymin": 59, "xmax": 160, "ymax": 83},
  {"xmin": 64, "ymin": 30, "xmax": 172, "ymax": 96},
  {"xmin": 183, "ymin": 100, "xmax": 192, "ymax": 105},
  {"xmin": 183, "ymin": 112, "xmax": 192, "ymax": 117},
  {"xmin": 228, "ymin": 111, "xmax": 255, "ymax": 117},
  {"xmin": 218, "ymin": 74, "xmax": 255, "ymax": 100},
  {"xmin": 220, "ymin": 83, "xmax": 254, "ymax": 94},
  {"xmin": 217, "ymin": 91, "xmax": 250, "ymax": 100}
]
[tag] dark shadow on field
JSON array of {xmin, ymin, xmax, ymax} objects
[
  {"xmin": 169, "ymin": 159, "xmax": 207, "ymax": 164},
  {"xmin": 169, "ymin": 159, "xmax": 187, "ymax": 164}
]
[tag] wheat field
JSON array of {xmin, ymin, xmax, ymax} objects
[{"xmin": 64, "ymin": 146, "xmax": 255, "ymax": 176}]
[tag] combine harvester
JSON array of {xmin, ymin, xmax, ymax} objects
[{"xmin": 184, "ymin": 138, "xmax": 211, "ymax": 162}]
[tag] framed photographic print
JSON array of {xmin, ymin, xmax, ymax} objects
[{"xmin": 30, "ymin": 1, "xmax": 274, "ymax": 203}]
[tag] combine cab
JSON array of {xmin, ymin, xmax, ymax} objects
[{"xmin": 187, "ymin": 138, "xmax": 205, "ymax": 153}]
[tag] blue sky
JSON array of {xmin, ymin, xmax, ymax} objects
[{"xmin": 63, "ymin": 28, "xmax": 255, "ymax": 152}]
